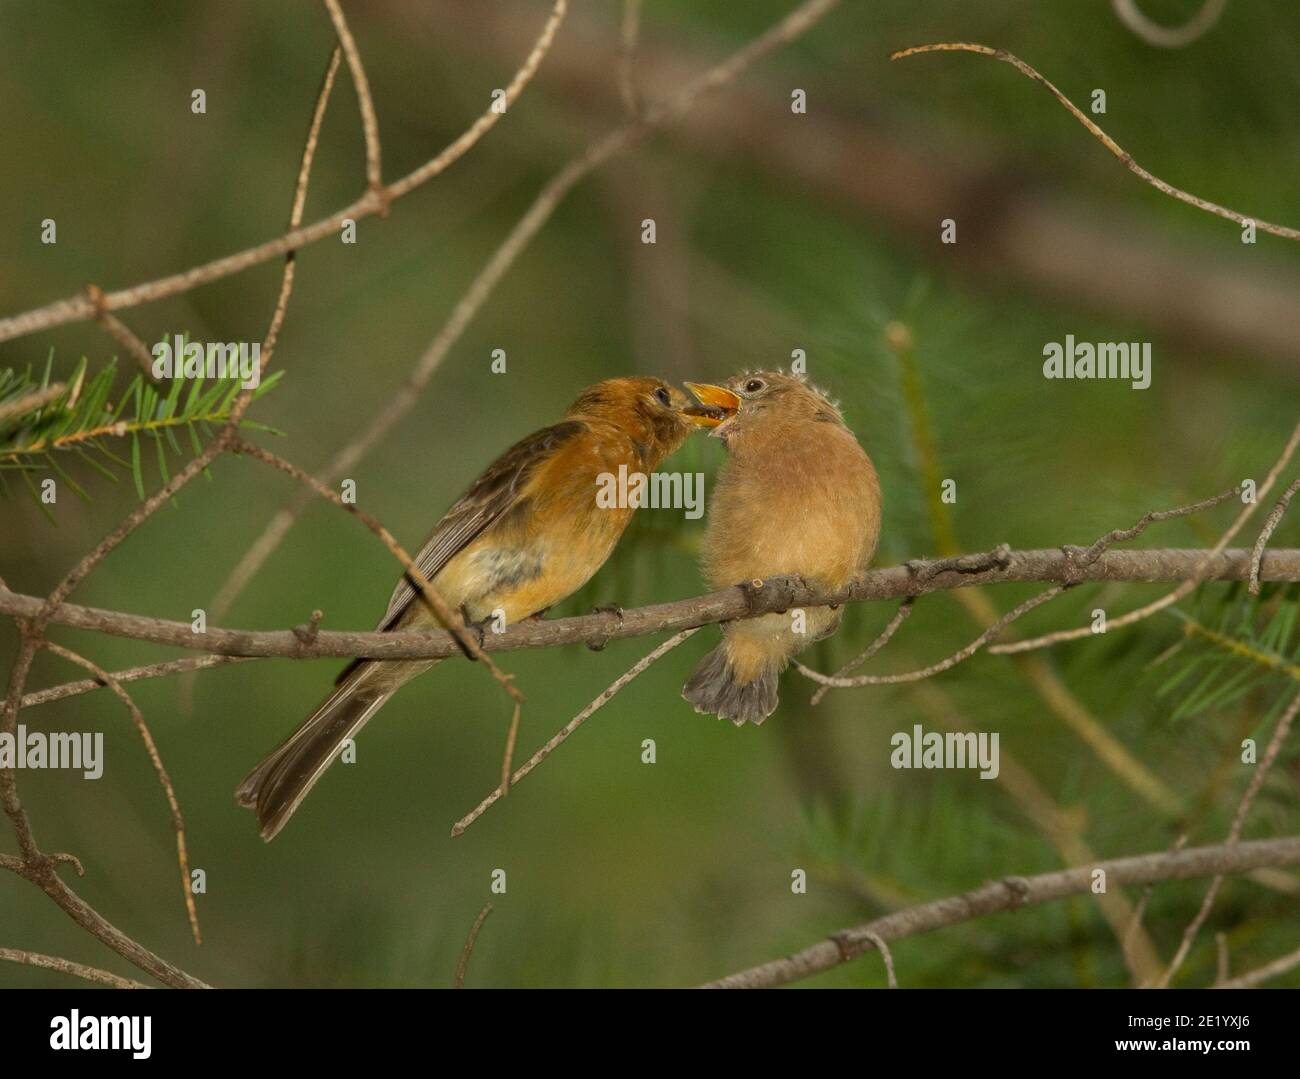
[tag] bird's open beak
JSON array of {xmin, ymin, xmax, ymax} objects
[{"xmin": 683, "ymin": 382, "xmax": 741, "ymax": 427}]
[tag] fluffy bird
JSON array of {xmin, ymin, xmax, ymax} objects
[
  {"xmin": 682, "ymin": 372, "xmax": 881, "ymax": 725},
  {"xmin": 238, "ymin": 377, "xmax": 702, "ymax": 840}
]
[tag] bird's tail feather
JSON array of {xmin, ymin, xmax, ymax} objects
[
  {"xmin": 236, "ymin": 659, "xmax": 430, "ymax": 841},
  {"xmin": 682, "ymin": 643, "xmax": 779, "ymax": 726}
]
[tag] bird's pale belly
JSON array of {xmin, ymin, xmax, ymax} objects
[{"xmin": 431, "ymin": 533, "xmax": 617, "ymax": 627}]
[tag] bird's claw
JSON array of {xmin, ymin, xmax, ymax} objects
[
  {"xmin": 585, "ymin": 603, "xmax": 624, "ymax": 651},
  {"xmin": 740, "ymin": 574, "xmax": 806, "ymax": 615}
]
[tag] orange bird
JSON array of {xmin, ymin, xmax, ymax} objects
[
  {"xmin": 238, "ymin": 377, "xmax": 704, "ymax": 840},
  {"xmin": 682, "ymin": 372, "xmax": 882, "ymax": 725}
]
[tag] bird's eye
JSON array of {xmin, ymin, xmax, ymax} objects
[
  {"xmin": 654, "ymin": 387, "xmax": 672, "ymax": 406},
  {"xmin": 744, "ymin": 378, "xmax": 765, "ymax": 394}
]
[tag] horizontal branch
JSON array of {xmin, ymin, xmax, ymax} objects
[
  {"xmin": 702, "ymin": 835, "xmax": 1300, "ymax": 988},
  {"xmin": 0, "ymin": 946, "xmax": 149, "ymax": 990},
  {"xmin": 3, "ymin": 547, "xmax": 1297, "ymax": 663}
]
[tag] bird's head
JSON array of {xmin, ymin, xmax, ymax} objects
[
  {"xmin": 684, "ymin": 370, "xmax": 844, "ymax": 446},
  {"xmin": 566, "ymin": 376, "xmax": 696, "ymax": 463}
]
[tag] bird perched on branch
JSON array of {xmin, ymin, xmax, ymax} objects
[
  {"xmin": 682, "ymin": 372, "xmax": 881, "ymax": 725},
  {"xmin": 238, "ymin": 377, "xmax": 709, "ymax": 840}
]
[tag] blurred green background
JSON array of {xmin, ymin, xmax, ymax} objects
[{"xmin": 2, "ymin": 0, "xmax": 1298, "ymax": 988}]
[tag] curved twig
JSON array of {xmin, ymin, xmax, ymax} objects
[
  {"xmin": 0, "ymin": 947, "xmax": 150, "ymax": 989},
  {"xmin": 46, "ymin": 644, "xmax": 202, "ymax": 947},
  {"xmin": 451, "ymin": 628, "xmax": 699, "ymax": 837},
  {"xmin": 453, "ymin": 903, "xmax": 494, "ymax": 988},
  {"xmin": 890, "ymin": 42, "xmax": 1300, "ymax": 242},
  {"xmin": 1112, "ymin": 0, "xmax": 1228, "ymax": 49}
]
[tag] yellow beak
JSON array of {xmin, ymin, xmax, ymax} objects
[{"xmin": 683, "ymin": 382, "xmax": 741, "ymax": 427}]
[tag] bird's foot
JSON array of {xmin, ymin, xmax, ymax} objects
[
  {"xmin": 740, "ymin": 574, "xmax": 807, "ymax": 615},
  {"xmin": 585, "ymin": 603, "xmax": 625, "ymax": 651},
  {"xmin": 455, "ymin": 605, "xmax": 489, "ymax": 660}
]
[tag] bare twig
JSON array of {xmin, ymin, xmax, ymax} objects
[
  {"xmin": 262, "ymin": 46, "xmax": 342, "ymax": 370},
  {"xmin": 84, "ymin": 286, "xmax": 157, "ymax": 379},
  {"xmin": 0, "ymin": 947, "xmax": 149, "ymax": 989},
  {"xmin": 702, "ymin": 835, "xmax": 1300, "ymax": 988},
  {"xmin": 858, "ymin": 930, "xmax": 897, "ymax": 988},
  {"xmin": 451, "ymin": 628, "xmax": 699, "ymax": 837},
  {"xmin": 1112, "ymin": 0, "xmax": 1229, "ymax": 49},
  {"xmin": 322, "ymin": 0, "xmax": 382, "ymax": 198},
  {"xmin": 45, "ymin": 644, "xmax": 202, "ymax": 947},
  {"xmin": 795, "ymin": 587, "xmax": 1063, "ymax": 688},
  {"xmin": 1155, "ymin": 689, "xmax": 1300, "ymax": 988},
  {"xmin": 22, "ymin": 654, "xmax": 249, "ymax": 709},
  {"xmin": 1216, "ymin": 943, "xmax": 1300, "ymax": 989},
  {"xmin": 453, "ymin": 902, "xmax": 494, "ymax": 988},
  {"xmin": 618, "ymin": 0, "xmax": 644, "ymax": 117},
  {"xmin": 1249, "ymin": 477, "xmax": 1300, "ymax": 595},
  {"xmin": 809, "ymin": 598, "xmax": 913, "ymax": 705},
  {"xmin": 890, "ymin": 43, "xmax": 1300, "ymax": 242},
  {"xmin": 993, "ymin": 420, "xmax": 1300, "ymax": 653}
]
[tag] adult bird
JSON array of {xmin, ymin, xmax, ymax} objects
[
  {"xmin": 682, "ymin": 371, "xmax": 881, "ymax": 725},
  {"xmin": 238, "ymin": 377, "xmax": 704, "ymax": 840}
]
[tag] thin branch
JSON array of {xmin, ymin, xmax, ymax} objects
[
  {"xmin": 1249, "ymin": 476, "xmax": 1300, "ymax": 595},
  {"xmin": 451, "ymin": 628, "xmax": 699, "ymax": 837},
  {"xmin": 993, "ymin": 419, "xmax": 1300, "ymax": 653},
  {"xmin": 1155, "ymin": 689, "xmax": 1300, "ymax": 988},
  {"xmin": 262, "ymin": 46, "xmax": 342, "ymax": 371},
  {"xmin": 4, "ymin": 549, "xmax": 1300, "ymax": 663},
  {"xmin": 859, "ymin": 930, "xmax": 897, "ymax": 988},
  {"xmin": 0, "ymin": 1, "xmax": 571, "ymax": 344},
  {"xmin": 809, "ymin": 598, "xmax": 913, "ymax": 705},
  {"xmin": 322, "ymin": 0, "xmax": 382, "ymax": 198},
  {"xmin": 21, "ymin": 654, "xmax": 248, "ymax": 709},
  {"xmin": 453, "ymin": 902, "xmax": 493, "ymax": 988},
  {"xmin": 83, "ymin": 286, "xmax": 158, "ymax": 379},
  {"xmin": 701, "ymin": 835, "xmax": 1300, "ymax": 988},
  {"xmin": 1112, "ymin": 0, "xmax": 1229, "ymax": 49},
  {"xmin": 618, "ymin": 0, "xmax": 644, "ymax": 117},
  {"xmin": 795, "ymin": 587, "xmax": 1063, "ymax": 688},
  {"xmin": 890, "ymin": 43, "xmax": 1300, "ymax": 242},
  {"xmin": 46, "ymin": 643, "xmax": 202, "ymax": 947},
  {"xmin": 1216, "ymin": 943, "xmax": 1300, "ymax": 989},
  {"xmin": 0, "ymin": 947, "xmax": 149, "ymax": 989}
]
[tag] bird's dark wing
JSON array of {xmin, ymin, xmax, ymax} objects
[{"xmin": 375, "ymin": 419, "xmax": 585, "ymax": 632}]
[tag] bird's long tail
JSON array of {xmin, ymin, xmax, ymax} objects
[
  {"xmin": 236, "ymin": 659, "xmax": 434, "ymax": 841},
  {"xmin": 682, "ymin": 640, "xmax": 779, "ymax": 726}
]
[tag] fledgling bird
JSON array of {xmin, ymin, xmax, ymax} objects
[
  {"xmin": 682, "ymin": 371, "xmax": 881, "ymax": 725},
  {"xmin": 238, "ymin": 377, "xmax": 701, "ymax": 840}
]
